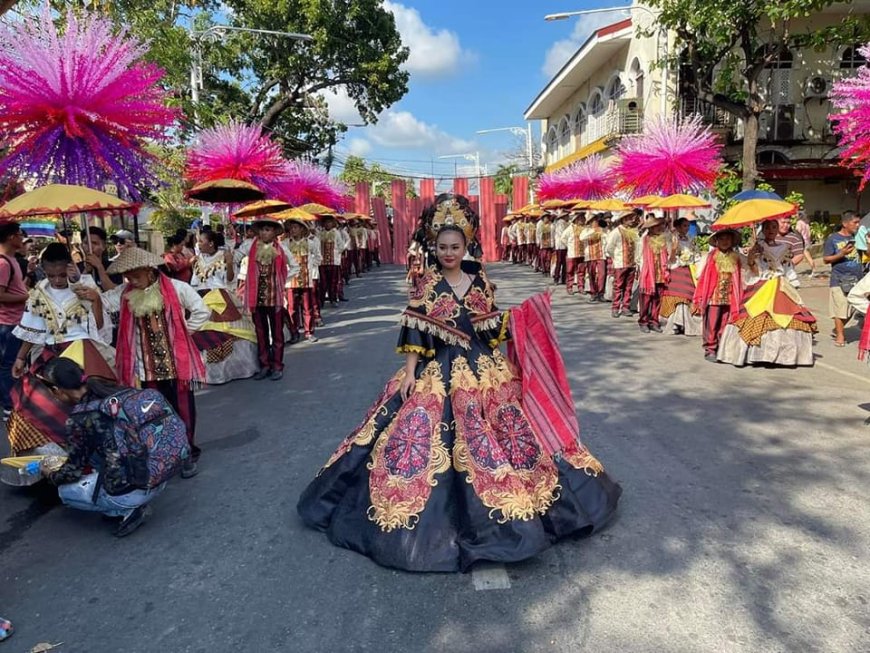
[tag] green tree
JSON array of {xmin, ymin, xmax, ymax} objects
[
  {"xmin": 494, "ymin": 163, "xmax": 520, "ymax": 197},
  {"xmin": 338, "ymin": 155, "xmax": 416, "ymax": 201},
  {"xmin": 647, "ymin": 0, "xmax": 870, "ymax": 189}
]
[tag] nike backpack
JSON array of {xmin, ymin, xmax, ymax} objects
[{"xmin": 70, "ymin": 388, "xmax": 190, "ymax": 490}]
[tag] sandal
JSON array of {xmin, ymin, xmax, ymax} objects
[
  {"xmin": 0, "ymin": 616, "xmax": 13, "ymax": 641},
  {"xmin": 834, "ymin": 341, "xmax": 846, "ymax": 348}
]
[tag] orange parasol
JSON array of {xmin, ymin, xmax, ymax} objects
[
  {"xmin": 0, "ymin": 184, "xmax": 137, "ymax": 218},
  {"xmin": 626, "ymin": 194, "xmax": 666, "ymax": 207},
  {"xmin": 646, "ymin": 194, "xmax": 711, "ymax": 210},
  {"xmin": 187, "ymin": 179, "xmax": 265, "ymax": 203},
  {"xmin": 296, "ymin": 202, "xmax": 338, "ymax": 216},
  {"xmin": 587, "ymin": 198, "xmax": 629, "ymax": 212},
  {"xmin": 712, "ymin": 199, "xmax": 798, "ymax": 231},
  {"xmin": 233, "ymin": 199, "xmax": 293, "ymax": 219}
]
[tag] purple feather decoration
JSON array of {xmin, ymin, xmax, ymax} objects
[{"xmin": 0, "ymin": 5, "xmax": 178, "ymax": 200}]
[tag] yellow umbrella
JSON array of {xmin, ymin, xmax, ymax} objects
[
  {"xmin": 565, "ymin": 198, "xmax": 592, "ymax": 210},
  {"xmin": 541, "ymin": 199, "xmax": 574, "ymax": 210},
  {"xmin": 296, "ymin": 202, "xmax": 338, "ymax": 216},
  {"xmin": 647, "ymin": 194, "xmax": 711, "ymax": 210},
  {"xmin": 274, "ymin": 207, "xmax": 318, "ymax": 222},
  {"xmin": 187, "ymin": 179, "xmax": 265, "ymax": 203},
  {"xmin": 233, "ymin": 199, "xmax": 294, "ymax": 219},
  {"xmin": 0, "ymin": 184, "xmax": 137, "ymax": 218},
  {"xmin": 626, "ymin": 194, "xmax": 666, "ymax": 207},
  {"xmin": 712, "ymin": 199, "xmax": 797, "ymax": 231},
  {"xmin": 587, "ymin": 199, "xmax": 629, "ymax": 212}
]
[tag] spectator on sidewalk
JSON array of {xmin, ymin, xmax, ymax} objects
[
  {"xmin": 0, "ymin": 220, "xmax": 28, "ymax": 419},
  {"xmin": 794, "ymin": 212, "xmax": 816, "ymax": 276},
  {"xmin": 776, "ymin": 215, "xmax": 806, "ymax": 287},
  {"xmin": 823, "ymin": 211, "xmax": 862, "ymax": 347}
]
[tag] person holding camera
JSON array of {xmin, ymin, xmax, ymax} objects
[{"xmin": 823, "ymin": 211, "xmax": 863, "ymax": 347}]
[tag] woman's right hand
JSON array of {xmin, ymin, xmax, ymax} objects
[
  {"xmin": 11, "ymin": 358, "xmax": 26, "ymax": 379},
  {"xmin": 399, "ymin": 372, "xmax": 416, "ymax": 402}
]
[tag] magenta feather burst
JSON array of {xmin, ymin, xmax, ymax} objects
[
  {"xmin": 537, "ymin": 155, "xmax": 615, "ymax": 200},
  {"xmin": 831, "ymin": 44, "xmax": 870, "ymax": 189},
  {"xmin": 0, "ymin": 6, "xmax": 177, "ymax": 199},
  {"xmin": 187, "ymin": 120, "xmax": 347, "ymax": 209},
  {"xmin": 613, "ymin": 115, "xmax": 721, "ymax": 196}
]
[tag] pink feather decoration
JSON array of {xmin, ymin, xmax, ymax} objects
[
  {"xmin": 187, "ymin": 121, "xmax": 346, "ymax": 208},
  {"xmin": 275, "ymin": 161, "xmax": 348, "ymax": 210},
  {"xmin": 537, "ymin": 155, "xmax": 615, "ymax": 200},
  {"xmin": 613, "ymin": 115, "xmax": 721, "ymax": 196},
  {"xmin": 0, "ymin": 5, "xmax": 178, "ymax": 199},
  {"xmin": 831, "ymin": 44, "xmax": 870, "ymax": 189}
]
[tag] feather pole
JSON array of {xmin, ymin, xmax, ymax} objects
[
  {"xmin": 537, "ymin": 155, "xmax": 615, "ymax": 200},
  {"xmin": 613, "ymin": 115, "xmax": 721, "ymax": 196},
  {"xmin": 831, "ymin": 44, "xmax": 870, "ymax": 189},
  {"xmin": 0, "ymin": 6, "xmax": 177, "ymax": 199}
]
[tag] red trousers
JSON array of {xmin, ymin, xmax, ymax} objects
[
  {"xmin": 538, "ymin": 247, "xmax": 553, "ymax": 273},
  {"xmin": 586, "ymin": 259, "xmax": 606, "ymax": 296},
  {"xmin": 703, "ymin": 304, "xmax": 730, "ymax": 356},
  {"xmin": 566, "ymin": 258, "xmax": 586, "ymax": 293},
  {"xmin": 319, "ymin": 264, "xmax": 342, "ymax": 303},
  {"xmin": 288, "ymin": 287, "xmax": 316, "ymax": 337},
  {"xmin": 612, "ymin": 267, "xmax": 637, "ymax": 312},
  {"xmin": 553, "ymin": 250, "xmax": 567, "ymax": 284},
  {"xmin": 143, "ymin": 379, "xmax": 199, "ymax": 460},
  {"xmin": 638, "ymin": 284, "xmax": 664, "ymax": 326},
  {"xmin": 252, "ymin": 306, "xmax": 285, "ymax": 372},
  {"xmin": 341, "ymin": 253, "xmax": 351, "ymax": 284}
]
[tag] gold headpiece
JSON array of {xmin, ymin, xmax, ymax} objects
[{"xmin": 429, "ymin": 197, "xmax": 476, "ymax": 243}]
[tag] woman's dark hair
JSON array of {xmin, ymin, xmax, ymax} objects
[
  {"xmin": 674, "ymin": 217, "xmax": 689, "ymax": 228},
  {"xmin": 200, "ymin": 230, "xmax": 225, "ymax": 249},
  {"xmin": 166, "ymin": 234, "xmax": 182, "ymax": 248},
  {"xmin": 184, "ymin": 232, "xmax": 196, "ymax": 249},
  {"xmin": 761, "ymin": 219, "xmax": 779, "ymax": 230},
  {"xmin": 41, "ymin": 357, "xmax": 85, "ymax": 390},
  {"xmin": 40, "ymin": 242, "xmax": 72, "ymax": 265},
  {"xmin": 84, "ymin": 226, "xmax": 108, "ymax": 242},
  {"xmin": 435, "ymin": 223, "xmax": 467, "ymax": 245}
]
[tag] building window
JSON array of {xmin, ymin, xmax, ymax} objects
[
  {"xmin": 840, "ymin": 45, "xmax": 867, "ymax": 69},
  {"xmin": 558, "ymin": 117, "xmax": 571, "ymax": 160},
  {"xmin": 630, "ymin": 58, "xmax": 645, "ymax": 100},
  {"xmin": 757, "ymin": 149, "xmax": 789, "ymax": 165},
  {"xmin": 572, "ymin": 104, "xmax": 587, "ymax": 147},
  {"xmin": 606, "ymin": 75, "xmax": 627, "ymax": 101},
  {"xmin": 546, "ymin": 127, "xmax": 558, "ymax": 163}
]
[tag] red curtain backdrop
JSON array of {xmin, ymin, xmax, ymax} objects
[
  {"xmin": 371, "ymin": 197, "xmax": 393, "ymax": 264},
  {"xmin": 391, "ymin": 180, "xmax": 410, "ymax": 265},
  {"xmin": 453, "ymin": 178, "xmax": 469, "ymax": 197},
  {"xmin": 419, "ymin": 178, "xmax": 435, "ymax": 202},
  {"xmin": 512, "ymin": 176, "xmax": 530, "ymax": 210},
  {"xmin": 478, "ymin": 177, "xmax": 498, "ymax": 262},
  {"xmin": 354, "ymin": 182, "xmax": 372, "ymax": 216}
]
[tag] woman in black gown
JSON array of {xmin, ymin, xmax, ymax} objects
[{"xmin": 297, "ymin": 194, "xmax": 621, "ymax": 572}]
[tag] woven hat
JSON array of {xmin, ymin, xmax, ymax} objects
[
  {"xmin": 251, "ymin": 216, "xmax": 284, "ymax": 231},
  {"xmin": 709, "ymin": 228, "xmax": 740, "ymax": 244},
  {"xmin": 106, "ymin": 247, "xmax": 164, "ymax": 275},
  {"xmin": 641, "ymin": 215, "xmax": 665, "ymax": 230}
]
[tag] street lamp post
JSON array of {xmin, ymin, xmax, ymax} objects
[
  {"xmin": 438, "ymin": 152, "xmax": 482, "ymax": 195},
  {"xmin": 544, "ymin": 5, "xmax": 668, "ymax": 116},
  {"xmin": 477, "ymin": 125, "xmax": 535, "ymax": 203},
  {"xmin": 189, "ymin": 25, "xmax": 314, "ymax": 104}
]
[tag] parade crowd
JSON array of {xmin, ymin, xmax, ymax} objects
[
  {"xmin": 0, "ymin": 211, "xmax": 382, "ymax": 537},
  {"xmin": 496, "ymin": 205, "xmax": 870, "ymax": 366}
]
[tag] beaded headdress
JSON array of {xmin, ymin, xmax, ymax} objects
[{"xmin": 425, "ymin": 194, "xmax": 478, "ymax": 244}]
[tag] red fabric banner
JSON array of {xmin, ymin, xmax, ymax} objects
[
  {"xmin": 512, "ymin": 176, "xmax": 530, "ymax": 210},
  {"xmin": 419, "ymin": 178, "xmax": 435, "ymax": 202},
  {"xmin": 371, "ymin": 197, "xmax": 392, "ymax": 264},
  {"xmin": 495, "ymin": 193, "xmax": 509, "ymax": 258},
  {"xmin": 391, "ymin": 180, "xmax": 410, "ymax": 265},
  {"xmin": 354, "ymin": 182, "xmax": 371, "ymax": 215},
  {"xmin": 453, "ymin": 178, "xmax": 469, "ymax": 197},
  {"xmin": 478, "ymin": 177, "xmax": 497, "ymax": 262}
]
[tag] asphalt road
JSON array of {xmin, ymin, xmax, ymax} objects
[{"xmin": 1, "ymin": 263, "xmax": 868, "ymax": 653}]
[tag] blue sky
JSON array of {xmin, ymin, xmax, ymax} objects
[{"xmin": 329, "ymin": 0, "xmax": 628, "ymax": 184}]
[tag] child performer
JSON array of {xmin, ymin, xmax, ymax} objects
[{"xmin": 636, "ymin": 215, "xmax": 670, "ymax": 333}]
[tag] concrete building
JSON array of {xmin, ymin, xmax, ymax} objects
[{"xmin": 524, "ymin": 1, "xmax": 870, "ymax": 222}]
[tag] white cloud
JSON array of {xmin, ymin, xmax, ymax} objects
[
  {"xmin": 322, "ymin": 87, "xmax": 363, "ymax": 124},
  {"xmin": 368, "ymin": 110, "xmax": 475, "ymax": 154},
  {"xmin": 384, "ymin": 1, "xmax": 472, "ymax": 78},
  {"xmin": 347, "ymin": 138, "xmax": 372, "ymax": 157},
  {"xmin": 542, "ymin": 11, "xmax": 629, "ymax": 78}
]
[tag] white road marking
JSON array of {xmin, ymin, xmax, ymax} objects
[
  {"xmin": 471, "ymin": 564, "xmax": 511, "ymax": 590},
  {"xmin": 815, "ymin": 360, "xmax": 870, "ymax": 385}
]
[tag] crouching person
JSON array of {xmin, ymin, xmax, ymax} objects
[{"xmin": 40, "ymin": 358, "xmax": 190, "ymax": 537}]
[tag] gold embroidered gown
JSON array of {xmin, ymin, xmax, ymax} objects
[{"xmin": 297, "ymin": 265, "xmax": 621, "ymax": 572}]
